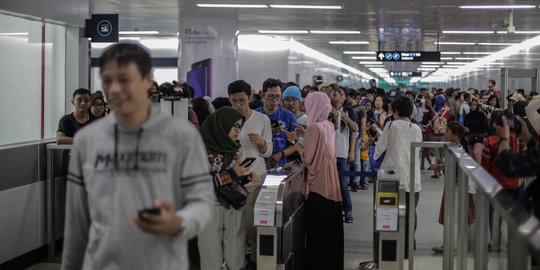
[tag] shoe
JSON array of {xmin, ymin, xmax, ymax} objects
[
  {"xmin": 245, "ymin": 259, "xmax": 257, "ymax": 270},
  {"xmin": 432, "ymin": 245, "xmax": 444, "ymax": 254},
  {"xmin": 344, "ymin": 212, "xmax": 354, "ymax": 223},
  {"xmin": 361, "ymin": 185, "xmax": 368, "ymax": 190},
  {"xmin": 351, "ymin": 187, "xmax": 359, "ymax": 192},
  {"xmin": 431, "ymin": 174, "xmax": 439, "ymax": 179}
]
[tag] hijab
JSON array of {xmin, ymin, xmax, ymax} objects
[
  {"xmin": 305, "ymin": 92, "xmax": 335, "ymax": 156},
  {"xmin": 199, "ymin": 106, "xmax": 244, "ymax": 168},
  {"xmin": 435, "ymin": 95, "xmax": 446, "ymax": 112}
]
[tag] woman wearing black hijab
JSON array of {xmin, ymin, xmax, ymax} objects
[
  {"xmin": 464, "ymin": 99, "xmax": 487, "ymax": 162},
  {"xmin": 198, "ymin": 107, "xmax": 255, "ymax": 270}
]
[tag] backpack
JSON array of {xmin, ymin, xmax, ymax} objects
[{"xmin": 432, "ymin": 107, "xmax": 449, "ymax": 135}]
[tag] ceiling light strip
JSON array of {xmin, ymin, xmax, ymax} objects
[
  {"xmin": 343, "ymin": 51, "xmax": 375, "ymax": 54},
  {"xmin": 269, "ymin": 5, "xmax": 342, "ymax": 9},
  {"xmin": 459, "ymin": 5, "xmax": 536, "ymax": 9},
  {"xmin": 196, "ymin": 4, "xmax": 268, "ymax": 8},
  {"xmin": 258, "ymin": 30, "xmax": 309, "ymax": 34},
  {"xmin": 329, "ymin": 41, "xmax": 369, "ymax": 44},
  {"xmin": 443, "ymin": 30, "xmax": 494, "ymax": 34},
  {"xmin": 310, "ymin": 30, "xmax": 361, "ymax": 34},
  {"xmin": 119, "ymin": 31, "xmax": 159, "ymax": 35}
]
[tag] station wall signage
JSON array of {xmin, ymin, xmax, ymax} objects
[
  {"xmin": 390, "ymin": 71, "xmax": 422, "ymax": 77},
  {"xmin": 377, "ymin": 51, "xmax": 441, "ymax": 62}
]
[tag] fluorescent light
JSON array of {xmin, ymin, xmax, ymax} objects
[
  {"xmin": 310, "ymin": 30, "xmax": 361, "ymax": 34},
  {"xmin": 197, "ymin": 4, "xmax": 268, "ymax": 8},
  {"xmin": 445, "ymin": 62, "xmax": 469, "ymax": 65},
  {"xmin": 119, "ymin": 31, "xmax": 159, "ymax": 35},
  {"xmin": 441, "ymin": 52, "xmax": 461, "ymax": 55},
  {"xmin": 459, "ymin": 5, "xmax": 536, "ymax": 9},
  {"xmin": 258, "ymin": 30, "xmax": 308, "ymax": 34},
  {"xmin": 329, "ymin": 41, "xmax": 369, "ymax": 44},
  {"xmin": 421, "ymin": 62, "xmax": 445, "ymax": 64},
  {"xmin": 443, "ymin": 30, "xmax": 494, "ymax": 34},
  {"xmin": 351, "ymin": 56, "xmax": 376, "ymax": 60},
  {"xmin": 288, "ymin": 61, "xmax": 314, "ymax": 65},
  {"xmin": 497, "ymin": 31, "xmax": 508, "ymax": 34},
  {"xmin": 441, "ymin": 57, "xmax": 454, "ymax": 60},
  {"xmin": 420, "ymin": 65, "xmax": 440, "ymax": 67},
  {"xmin": 455, "ymin": 57, "xmax": 482, "ymax": 60},
  {"xmin": 343, "ymin": 51, "xmax": 375, "ymax": 54},
  {"xmin": 463, "ymin": 52, "xmax": 493, "ymax": 55},
  {"xmin": 435, "ymin": 42, "xmax": 476, "ymax": 45},
  {"xmin": 364, "ymin": 65, "xmax": 385, "ymax": 67},
  {"xmin": 270, "ymin": 5, "xmax": 342, "ymax": 9},
  {"xmin": 418, "ymin": 68, "xmax": 436, "ymax": 71},
  {"xmin": 119, "ymin": 37, "xmax": 141, "ymax": 41},
  {"xmin": 359, "ymin": 61, "xmax": 383, "ymax": 64},
  {"xmin": 478, "ymin": 42, "xmax": 519, "ymax": 46},
  {"xmin": 0, "ymin": 32, "xmax": 28, "ymax": 36},
  {"xmin": 139, "ymin": 38, "xmax": 178, "ymax": 49},
  {"xmin": 515, "ymin": 31, "xmax": 540, "ymax": 34}
]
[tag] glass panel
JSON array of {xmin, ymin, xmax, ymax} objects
[
  {"xmin": 44, "ymin": 22, "xmax": 66, "ymax": 139},
  {"xmin": 0, "ymin": 13, "xmax": 42, "ymax": 145}
]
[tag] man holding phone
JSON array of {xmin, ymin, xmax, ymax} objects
[
  {"xmin": 228, "ymin": 80, "xmax": 273, "ymax": 269},
  {"xmin": 62, "ymin": 44, "xmax": 213, "ymax": 270}
]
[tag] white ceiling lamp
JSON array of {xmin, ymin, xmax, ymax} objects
[
  {"xmin": 359, "ymin": 61, "xmax": 383, "ymax": 64},
  {"xmin": 119, "ymin": 37, "xmax": 142, "ymax": 41},
  {"xmin": 310, "ymin": 30, "xmax": 361, "ymax": 34},
  {"xmin": 329, "ymin": 41, "xmax": 369, "ymax": 44},
  {"xmin": 515, "ymin": 30, "xmax": 540, "ymax": 34},
  {"xmin": 119, "ymin": 31, "xmax": 159, "ymax": 35},
  {"xmin": 444, "ymin": 62, "xmax": 469, "ymax": 65},
  {"xmin": 269, "ymin": 5, "xmax": 342, "ymax": 9},
  {"xmin": 478, "ymin": 42, "xmax": 519, "ymax": 46},
  {"xmin": 197, "ymin": 4, "xmax": 268, "ymax": 8},
  {"xmin": 421, "ymin": 62, "xmax": 445, "ymax": 64},
  {"xmin": 441, "ymin": 57, "xmax": 454, "ymax": 60},
  {"xmin": 364, "ymin": 65, "xmax": 385, "ymax": 67},
  {"xmin": 463, "ymin": 52, "xmax": 493, "ymax": 55},
  {"xmin": 459, "ymin": 5, "xmax": 536, "ymax": 9},
  {"xmin": 258, "ymin": 30, "xmax": 309, "ymax": 34},
  {"xmin": 351, "ymin": 56, "xmax": 376, "ymax": 60},
  {"xmin": 435, "ymin": 41, "xmax": 476, "ymax": 45},
  {"xmin": 420, "ymin": 65, "xmax": 440, "ymax": 67},
  {"xmin": 441, "ymin": 52, "xmax": 461, "ymax": 55},
  {"xmin": 0, "ymin": 32, "xmax": 28, "ymax": 36},
  {"xmin": 418, "ymin": 68, "xmax": 436, "ymax": 71},
  {"xmin": 497, "ymin": 31, "xmax": 508, "ymax": 34},
  {"xmin": 343, "ymin": 51, "xmax": 375, "ymax": 54},
  {"xmin": 455, "ymin": 57, "xmax": 482, "ymax": 60},
  {"xmin": 442, "ymin": 30, "xmax": 494, "ymax": 34}
]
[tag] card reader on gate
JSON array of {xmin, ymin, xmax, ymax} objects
[
  {"xmin": 376, "ymin": 170, "xmax": 400, "ymax": 232},
  {"xmin": 254, "ymin": 175, "xmax": 287, "ymax": 226}
]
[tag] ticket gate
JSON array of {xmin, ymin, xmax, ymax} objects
[
  {"xmin": 254, "ymin": 166, "xmax": 306, "ymax": 270},
  {"xmin": 360, "ymin": 169, "xmax": 406, "ymax": 270}
]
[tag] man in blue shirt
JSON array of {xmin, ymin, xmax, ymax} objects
[{"xmin": 256, "ymin": 78, "xmax": 298, "ymax": 168}]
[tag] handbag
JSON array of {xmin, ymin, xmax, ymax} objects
[{"xmin": 212, "ymin": 171, "xmax": 248, "ymax": 210}]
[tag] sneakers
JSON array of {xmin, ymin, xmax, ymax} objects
[
  {"xmin": 344, "ymin": 211, "xmax": 354, "ymax": 223},
  {"xmin": 432, "ymin": 245, "xmax": 444, "ymax": 254}
]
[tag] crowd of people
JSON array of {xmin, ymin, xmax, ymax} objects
[{"xmin": 55, "ymin": 43, "xmax": 540, "ymax": 270}]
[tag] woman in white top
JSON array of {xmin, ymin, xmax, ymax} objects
[{"xmin": 374, "ymin": 96, "xmax": 423, "ymax": 258}]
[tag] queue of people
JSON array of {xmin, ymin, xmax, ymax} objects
[{"xmin": 56, "ymin": 42, "xmax": 540, "ymax": 270}]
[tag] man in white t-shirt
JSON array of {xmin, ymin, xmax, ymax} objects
[{"xmin": 228, "ymin": 80, "xmax": 273, "ymax": 269}]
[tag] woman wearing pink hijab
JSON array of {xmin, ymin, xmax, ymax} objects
[{"xmin": 295, "ymin": 91, "xmax": 343, "ymax": 269}]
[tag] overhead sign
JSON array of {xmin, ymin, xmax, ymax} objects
[
  {"xmin": 91, "ymin": 14, "xmax": 119, "ymax": 43},
  {"xmin": 377, "ymin": 51, "xmax": 441, "ymax": 62},
  {"xmin": 390, "ymin": 71, "xmax": 422, "ymax": 78}
]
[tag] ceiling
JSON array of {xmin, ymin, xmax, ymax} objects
[{"xmin": 90, "ymin": 0, "xmax": 540, "ymax": 81}]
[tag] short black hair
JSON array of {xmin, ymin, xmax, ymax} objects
[
  {"xmin": 228, "ymin": 80, "xmax": 252, "ymax": 96},
  {"xmin": 447, "ymin": 121, "xmax": 465, "ymax": 139},
  {"xmin": 405, "ymin": 90, "xmax": 416, "ymax": 98},
  {"xmin": 346, "ymin": 88, "xmax": 358, "ymax": 98},
  {"xmin": 262, "ymin": 78, "xmax": 282, "ymax": 93},
  {"xmin": 489, "ymin": 79, "xmax": 496, "ymax": 86},
  {"xmin": 73, "ymin": 88, "xmax": 91, "ymax": 98},
  {"xmin": 212, "ymin": 97, "xmax": 232, "ymax": 110},
  {"xmin": 249, "ymin": 99, "xmax": 264, "ymax": 110},
  {"xmin": 391, "ymin": 96, "xmax": 414, "ymax": 118},
  {"xmin": 99, "ymin": 43, "xmax": 152, "ymax": 77}
]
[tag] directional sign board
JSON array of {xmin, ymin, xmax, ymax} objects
[
  {"xmin": 377, "ymin": 51, "xmax": 441, "ymax": 62},
  {"xmin": 390, "ymin": 71, "xmax": 422, "ymax": 78}
]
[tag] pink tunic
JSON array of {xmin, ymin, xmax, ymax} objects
[{"xmin": 302, "ymin": 122, "xmax": 342, "ymax": 202}]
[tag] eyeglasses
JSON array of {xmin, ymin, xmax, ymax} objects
[
  {"xmin": 92, "ymin": 103, "xmax": 105, "ymax": 108},
  {"xmin": 233, "ymin": 123, "xmax": 243, "ymax": 131},
  {"xmin": 282, "ymin": 97, "xmax": 298, "ymax": 104},
  {"xmin": 265, "ymin": 95, "xmax": 281, "ymax": 100}
]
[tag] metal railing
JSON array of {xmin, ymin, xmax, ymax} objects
[{"xmin": 409, "ymin": 141, "xmax": 540, "ymax": 270}]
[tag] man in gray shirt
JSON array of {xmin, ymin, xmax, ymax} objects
[{"xmin": 62, "ymin": 43, "xmax": 213, "ymax": 270}]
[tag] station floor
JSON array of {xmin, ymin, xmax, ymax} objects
[{"xmin": 28, "ymin": 170, "xmax": 512, "ymax": 270}]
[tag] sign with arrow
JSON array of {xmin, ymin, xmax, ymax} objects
[{"xmin": 376, "ymin": 51, "xmax": 441, "ymax": 62}]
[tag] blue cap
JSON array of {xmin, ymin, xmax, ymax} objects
[{"xmin": 282, "ymin": 85, "xmax": 302, "ymax": 103}]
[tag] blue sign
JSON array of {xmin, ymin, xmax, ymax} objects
[
  {"xmin": 377, "ymin": 51, "xmax": 441, "ymax": 62},
  {"xmin": 91, "ymin": 14, "xmax": 118, "ymax": 43}
]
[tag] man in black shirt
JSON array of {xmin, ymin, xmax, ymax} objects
[{"xmin": 56, "ymin": 88, "xmax": 92, "ymax": 144}]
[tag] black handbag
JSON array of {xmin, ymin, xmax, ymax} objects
[{"xmin": 212, "ymin": 171, "xmax": 248, "ymax": 210}]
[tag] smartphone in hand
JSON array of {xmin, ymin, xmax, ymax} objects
[
  {"xmin": 240, "ymin": 157, "xmax": 256, "ymax": 167},
  {"xmin": 138, "ymin": 207, "xmax": 161, "ymax": 222}
]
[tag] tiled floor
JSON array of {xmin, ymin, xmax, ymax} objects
[{"xmin": 27, "ymin": 170, "xmax": 513, "ymax": 270}]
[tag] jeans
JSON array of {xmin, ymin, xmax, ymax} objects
[
  {"xmin": 361, "ymin": 160, "xmax": 370, "ymax": 187},
  {"xmin": 337, "ymin": 157, "xmax": 353, "ymax": 213},
  {"xmin": 351, "ymin": 137, "xmax": 361, "ymax": 188}
]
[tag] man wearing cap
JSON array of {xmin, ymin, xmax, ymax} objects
[{"xmin": 281, "ymin": 85, "xmax": 307, "ymax": 164}]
